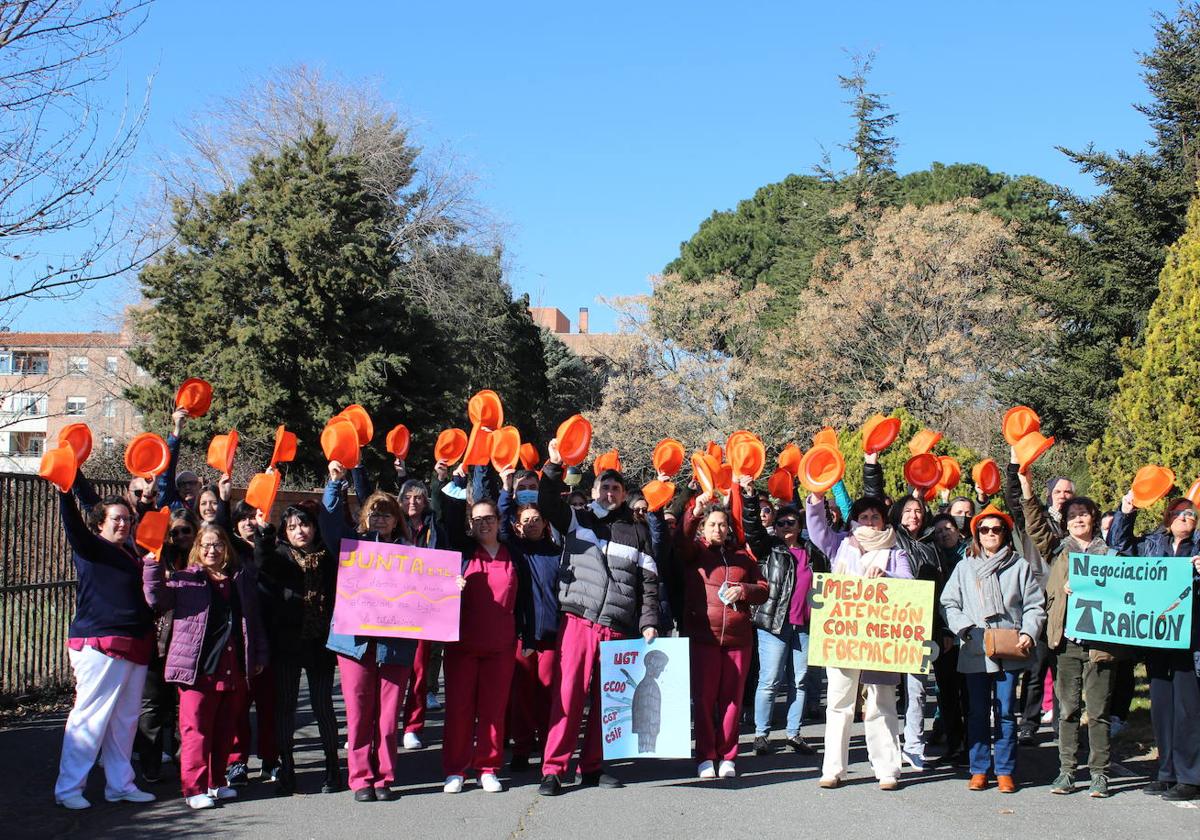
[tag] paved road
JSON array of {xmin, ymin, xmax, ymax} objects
[{"xmin": 2, "ymin": 693, "xmax": 1196, "ymax": 840}]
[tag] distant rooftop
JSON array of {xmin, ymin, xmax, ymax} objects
[
  {"xmin": 0, "ymin": 331, "xmax": 127, "ymax": 348},
  {"xmin": 529, "ymin": 306, "xmax": 618, "ymax": 358}
]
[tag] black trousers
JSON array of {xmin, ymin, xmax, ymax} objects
[
  {"xmin": 1019, "ymin": 644, "xmax": 1057, "ymax": 727},
  {"xmin": 1110, "ymin": 660, "xmax": 1137, "ymax": 720},
  {"xmin": 933, "ymin": 644, "xmax": 967, "ymax": 751},
  {"xmin": 274, "ymin": 642, "xmax": 340, "ymax": 784},
  {"xmin": 134, "ymin": 655, "xmax": 175, "ymax": 778},
  {"xmin": 1150, "ymin": 668, "xmax": 1200, "ymax": 786}
]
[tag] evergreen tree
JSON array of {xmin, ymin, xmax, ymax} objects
[{"xmin": 1087, "ymin": 194, "xmax": 1200, "ymax": 519}]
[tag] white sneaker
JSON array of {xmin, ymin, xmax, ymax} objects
[
  {"xmin": 718, "ymin": 760, "xmax": 736, "ymax": 779},
  {"xmin": 697, "ymin": 760, "xmax": 716, "ymax": 779},
  {"xmin": 186, "ymin": 793, "xmax": 216, "ymax": 810},
  {"xmin": 480, "ymin": 772, "xmax": 503, "ymax": 793},
  {"xmin": 1044, "ymin": 709, "xmax": 1056, "ymax": 726},
  {"xmin": 207, "ymin": 786, "xmax": 237, "ymax": 800},
  {"xmin": 105, "ymin": 787, "xmax": 156, "ymax": 803},
  {"xmin": 443, "ymin": 775, "xmax": 464, "ymax": 794},
  {"xmin": 426, "ymin": 691, "xmax": 441, "ymax": 710},
  {"xmin": 403, "ymin": 732, "xmax": 423, "ymax": 750},
  {"xmin": 56, "ymin": 794, "xmax": 91, "ymax": 810}
]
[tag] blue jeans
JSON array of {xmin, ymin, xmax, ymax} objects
[
  {"xmin": 754, "ymin": 625, "xmax": 809, "ymax": 738},
  {"xmin": 965, "ymin": 670, "xmax": 1019, "ymax": 776}
]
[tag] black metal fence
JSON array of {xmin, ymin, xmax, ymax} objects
[{"xmin": 0, "ymin": 472, "xmax": 126, "ymax": 698}]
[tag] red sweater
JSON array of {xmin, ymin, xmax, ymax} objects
[
  {"xmin": 675, "ymin": 508, "xmax": 768, "ymax": 648},
  {"xmin": 457, "ymin": 544, "xmax": 518, "ymax": 652}
]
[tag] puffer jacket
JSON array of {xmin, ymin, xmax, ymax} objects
[
  {"xmin": 143, "ymin": 561, "xmax": 269, "ymax": 686},
  {"xmin": 539, "ymin": 461, "xmax": 660, "ymax": 636},
  {"xmin": 675, "ymin": 506, "xmax": 767, "ymax": 647},
  {"xmin": 741, "ymin": 490, "xmax": 819, "ymax": 634},
  {"xmin": 1024, "ymin": 495, "xmax": 1129, "ymax": 662}
]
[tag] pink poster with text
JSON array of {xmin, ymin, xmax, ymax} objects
[{"xmin": 332, "ymin": 538, "xmax": 461, "ymax": 641}]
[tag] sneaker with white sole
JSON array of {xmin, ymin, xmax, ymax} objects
[
  {"xmin": 208, "ymin": 786, "xmax": 237, "ymax": 800},
  {"xmin": 443, "ymin": 775, "xmax": 464, "ymax": 793},
  {"xmin": 697, "ymin": 760, "xmax": 716, "ymax": 779},
  {"xmin": 403, "ymin": 732, "xmax": 423, "ymax": 750},
  {"xmin": 56, "ymin": 794, "xmax": 91, "ymax": 810},
  {"xmin": 426, "ymin": 692, "xmax": 441, "ymax": 710},
  {"xmin": 903, "ymin": 750, "xmax": 927, "ymax": 771},
  {"xmin": 186, "ymin": 793, "xmax": 217, "ymax": 810},
  {"xmin": 480, "ymin": 773, "xmax": 503, "ymax": 793},
  {"xmin": 718, "ymin": 760, "xmax": 736, "ymax": 779},
  {"xmin": 105, "ymin": 787, "xmax": 156, "ymax": 803}
]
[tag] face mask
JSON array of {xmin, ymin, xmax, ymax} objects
[
  {"xmin": 952, "ymin": 514, "xmax": 969, "ymax": 532},
  {"xmin": 515, "ymin": 490, "xmax": 538, "ymax": 505}
]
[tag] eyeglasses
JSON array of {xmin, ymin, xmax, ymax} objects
[
  {"xmin": 776, "ymin": 518, "xmax": 799, "ymax": 527},
  {"xmin": 170, "ymin": 528, "xmax": 194, "ymax": 537},
  {"xmin": 1170, "ymin": 509, "xmax": 1197, "ymax": 521},
  {"xmin": 107, "ymin": 515, "xmax": 133, "ymax": 524},
  {"xmin": 369, "ymin": 511, "xmax": 396, "ymax": 518},
  {"xmin": 200, "ymin": 543, "xmax": 224, "ymax": 553},
  {"xmin": 471, "ymin": 515, "xmax": 498, "ymax": 525},
  {"xmin": 976, "ymin": 525, "xmax": 1006, "ymax": 536}
]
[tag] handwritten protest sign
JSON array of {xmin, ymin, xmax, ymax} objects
[
  {"xmin": 1066, "ymin": 553, "xmax": 1194, "ymax": 649},
  {"xmin": 808, "ymin": 574, "xmax": 937, "ymax": 674},
  {"xmin": 599, "ymin": 638, "xmax": 691, "ymax": 760},
  {"xmin": 332, "ymin": 538, "xmax": 461, "ymax": 641}
]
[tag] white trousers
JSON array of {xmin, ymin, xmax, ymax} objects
[
  {"xmin": 822, "ymin": 666, "xmax": 902, "ymax": 781},
  {"xmin": 54, "ymin": 645, "xmax": 148, "ymax": 801}
]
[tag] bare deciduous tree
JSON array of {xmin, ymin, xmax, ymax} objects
[{"xmin": 0, "ymin": 0, "xmax": 154, "ymax": 323}]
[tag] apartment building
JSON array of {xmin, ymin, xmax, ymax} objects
[
  {"xmin": 0, "ymin": 330, "xmax": 148, "ymax": 473},
  {"xmin": 529, "ymin": 306, "xmax": 619, "ymax": 359}
]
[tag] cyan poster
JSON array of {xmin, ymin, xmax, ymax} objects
[
  {"xmin": 599, "ymin": 637, "xmax": 691, "ymax": 760},
  {"xmin": 1066, "ymin": 553, "xmax": 1194, "ymax": 649}
]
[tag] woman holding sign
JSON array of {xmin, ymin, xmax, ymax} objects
[
  {"xmin": 1109, "ymin": 491, "xmax": 1200, "ymax": 802},
  {"xmin": 676, "ymin": 486, "xmax": 768, "ymax": 779},
  {"xmin": 940, "ymin": 507, "xmax": 1045, "ymax": 794},
  {"xmin": 805, "ymin": 491, "xmax": 912, "ymax": 791},
  {"xmin": 1020, "ymin": 472, "xmax": 1123, "ymax": 798}
]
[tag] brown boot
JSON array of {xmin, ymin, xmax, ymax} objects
[
  {"xmin": 997, "ymin": 775, "xmax": 1018, "ymax": 794},
  {"xmin": 968, "ymin": 774, "xmax": 988, "ymax": 791}
]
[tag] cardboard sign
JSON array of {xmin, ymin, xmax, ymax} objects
[
  {"xmin": 1066, "ymin": 553, "xmax": 1194, "ymax": 649},
  {"xmin": 808, "ymin": 573, "xmax": 937, "ymax": 674},
  {"xmin": 331, "ymin": 538, "xmax": 461, "ymax": 641},
  {"xmin": 599, "ymin": 637, "xmax": 691, "ymax": 760}
]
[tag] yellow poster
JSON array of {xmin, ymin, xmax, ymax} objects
[{"xmin": 808, "ymin": 574, "xmax": 937, "ymax": 674}]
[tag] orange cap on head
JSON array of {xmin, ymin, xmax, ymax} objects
[
  {"xmin": 777, "ymin": 444, "xmax": 803, "ymax": 478},
  {"xmin": 321, "ymin": 419, "xmax": 361, "ymax": 469},
  {"xmin": 767, "ymin": 468, "xmax": 794, "ymax": 502},
  {"xmin": 556, "ymin": 415, "xmax": 593, "ymax": 467},
  {"xmin": 1130, "ymin": 465, "xmax": 1176, "ymax": 509},
  {"xmin": 125, "ymin": 433, "xmax": 171, "ymax": 480},
  {"xmin": 467, "ymin": 389, "xmax": 504, "ymax": 430},
  {"xmin": 641, "ymin": 480, "xmax": 676, "ymax": 512},
  {"xmin": 970, "ymin": 504, "xmax": 1015, "ymax": 537},
  {"xmin": 1003, "ymin": 405, "xmax": 1041, "ymax": 446},
  {"xmin": 908, "ymin": 429, "xmax": 942, "ymax": 456},
  {"xmin": 39, "ymin": 444, "xmax": 77, "ymax": 493},
  {"xmin": 972, "ymin": 458, "xmax": 1002, "ymax": 496},
  {"xmin": 904, "ymin": 453, "xmax": 941, "ymax": 489},
  {"xmin": 57, "ymin": 423, "xmax": 92, "ymax": 467},
  {"xmin": 653, "ymin": 439, "xmax": 685, "ymax": 477},
  {"xmin": 861, "ymin": 415, "xmax": 901, "ymax": 455},
  {"xmin": 174, "ymin": 378, "xmax": 213, "ymax": 417},
  {"xmin": 1013, "ymin": 430, "xmax": 1055, "ymax": 474},
  {"xmin": 799, "ymin": 443, "xmax": 845, "ymax": 493},
  {"xmin": 489, "ymin": 426, "xmax": 521, "ymax": 472},
  {"xmin": 434, "ymin": 428, "xmax": 468, "ymax": 465}
]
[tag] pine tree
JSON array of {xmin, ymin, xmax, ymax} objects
[{"xmin": 1087, "ymin": 194, "xmax": 1200, "ymax": 518}]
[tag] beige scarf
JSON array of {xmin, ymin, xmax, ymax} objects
[{"xmin": 853, "ymin": 525, "xmax": 897, "ymax": 553}]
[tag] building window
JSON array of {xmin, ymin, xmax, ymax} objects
[
  {"xmin": 65, "ymin": 396, "xmax": 86, "ymax": 416},
  {"xmin": 4, "ymin": 393, "xmax": 47, "ymax": 416},
  {"xmin": 102, "ymin": 396, "xmax": 117, "ymax": 417},
  {"xmin": 102, "ymin": 436, "xmax": 115, "ymax": 456},
  {"xmin": 105, "ymin": 356, "xmax": 119, "ymax": 375},
  {"xmin": 4, "ymin": 351, "xmax": 50, "ymax": 374},
  {"xmin": 6, "ymin": 432, "xmax": 45, "ymax": 456},
  {"xmin": 0, "ymin": 352, "xmax": 9, "ymax": 374},
  {"xmin": 67, "ymin": 356, "xmax": 88, "ymax": 375}
]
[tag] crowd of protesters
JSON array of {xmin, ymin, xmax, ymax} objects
[{"xmin": 44, "ymin": 404, "xmax": 1200, "ymax": 812}]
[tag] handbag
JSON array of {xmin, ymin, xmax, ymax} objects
[{"xmin": 983, "ymin": 627, "xmax": 1028, "ymax": 660}]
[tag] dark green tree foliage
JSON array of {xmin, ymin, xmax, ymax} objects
[{"xmin": 533, "ymin": 329, "xmax": 606, "ymax": 438}]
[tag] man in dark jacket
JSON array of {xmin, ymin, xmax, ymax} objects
[{"xmin": 536, "ymin": 439, "xmax": 660, "ymax": 796}]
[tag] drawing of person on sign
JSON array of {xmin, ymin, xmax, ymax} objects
[{"xmin": 630, "ymin": 649, "xmax": 669, "ymax": 752}]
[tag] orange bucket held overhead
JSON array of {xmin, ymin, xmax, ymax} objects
[
  {"xmin": 174, "ymin": 378, "xmax": 213, "ymax": 418},
  {"xmin": 463, "ymin": 424, "xmax": 493, "ymax": 467},
  {"xmin": 1186, "ymin": 477, "xmax": 1200, "ymax": 508},
  {"xmin": 244, "ymin": 470, "xmax": 282, "ymax": 517},
  {"xmin": 271, "ymin": 425, "xmax": 298, "ymax": 467},
  {"xmin": 970, "ymin": 503, "xmax": 1015, "ymax": 536},
  {"xmin": 338, "ymin": 404, "xmax": 374, "ymax": 446},
  {"xmin": 972, "ymin": 459, "xmax": 1002, "ymax": 496},
  {"xmin": 908, "ymin": 429, "xmax": 942, "ymax": 456},
  {"xmin": 593, "ymin": 449, "xmax": 622, "ymax": 475},
  {"xmin": 716, "ymin": 463, "xmax": 733, "ymax": 493},
  {"xmin": 1130, "ymin": 465, "xmax": 1176, "ymax": 509},
  {"xmin": 385, "ymin": 424, "xmax": 410, "ymax": 460},
  {"xmin": 467, "ymin": 389, "xmax": 504, "ymax": 430},
  {"xmin": 206, "ymin": 430, "xmax": 239, "ymax": 475},
  {"xmin": 1013, "ymin": 430, "xmax": 1055, "ymax": 474},
  {"xmin": 767, "ymin": 468, "xmax": 794, "ymax": 503},
  {"xmin": 434, "ymin": 428, "xmax": 468, "ymax": 465},
  {"xmin": 904, "ymin": 453, "xmax": 942, "ymax": 489},
  {"xmin": 725, "ymin": 430, "xmax": 755, "ymax": 457},
  {"xmin": 556, "ymin": 414, "xmax": 593, "ymax": 467},
  {"xmin": 729, "ymin": 434, "xmax": 766, "ymax": 480},
  {"xmin": 706, "ymin": 441, "xmax": 724, "ymax": 463},
  {"xmin": 519, "ymin": 442, "xmax": 540, "ymax": 471},
  {"xmin": 938, "ymin": 456, "xmax": 962, "ymax": 491},
  {"xmin": 39, "ymin": 444, "xmax": 77, "ymax": 493},
  {"xmin": 57, "ymin": 423, "xmax": 92, "ymax": 467},
  {"xmin": 125, "ymin": 433, "xmax": 171, "ymax": 480},
  {"xmin": 652, "ymin": 439, "xmax": 685, "ymax": 477},
  {"xmin": 799, "ymin": 443, "xmax": 845, "ymax": 494},
  {"xmin": 861, "ymin": 415, "xmax": 901, "ymax": 455},
  {"xmin": 321, "ymin": 418, "xmax": 361, "ymax": 469},
  {"xmin": 1003, "ymin": 405, "xmax": 1041, "ymax": 446},
  {"xmin": 812, "ymin": 427, "xmax": 838, "ymax": 449},
  {"xmin": 490, "ymin": 426, "xmax": 522, "ymax": 472},
  {"xmin": 135, "ymin": 508, "xmax": 171, "ymax": 556},
  {"xmin": 641, "ymin": 480, "xmax": 676, "ymax": 513},
  {"xmin": 691, "ymin": 452, "xmax": 721, "ymax": 496},
  {"xmin": 777, "ymin": 444, "xmax": 803, "ymax": 478}
]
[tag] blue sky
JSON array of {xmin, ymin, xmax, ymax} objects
[{"xmin": 7, "ymin": 0, "xmax": 1177, "ymax": 333}]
